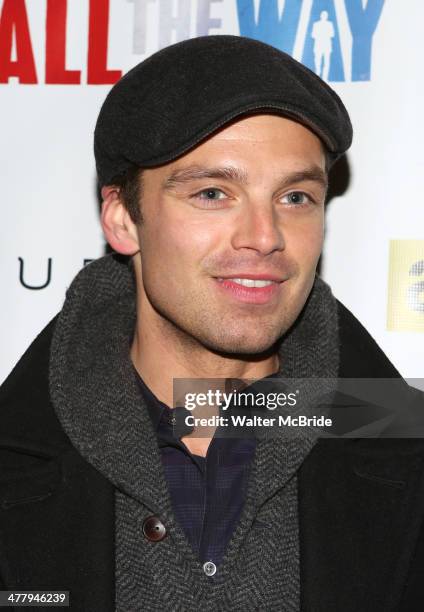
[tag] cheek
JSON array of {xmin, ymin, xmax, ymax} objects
[
  {"xmin": 285, "ymin": 216, "xmax": 324, "ymax": 265},
  {"xmin": 140, "ymin": 210, "xmax": 224, "ymax": 272}
]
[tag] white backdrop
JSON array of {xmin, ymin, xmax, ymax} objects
[{"xmin": 1, "ymin": 0, "xmax": 423, "ymax": 383}]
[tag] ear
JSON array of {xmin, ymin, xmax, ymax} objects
[{"xmin": 100, "ymin": 186, "xmax": 140, "ymax": 255}]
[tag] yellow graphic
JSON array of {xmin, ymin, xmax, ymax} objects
[{"xmin": 387, "ymin": 240, "xmax": 424, "ymax": 332}]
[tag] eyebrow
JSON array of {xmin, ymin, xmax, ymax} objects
[
  {"xmin": 162, "ymin": 164, "xmax": 328, "ymax": 192},
  {"xmin": 163, "ymin": 165, "xmax": 248, "ymax": 189}
]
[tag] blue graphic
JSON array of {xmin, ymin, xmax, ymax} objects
[
  {"xmin": 237, "ymin": 0, "xmax": 302, "ymax": 54},
  {"xmin": 302, "ymin": 0, "xmax": 344, "ymax": 81},
  {"xmin": 236, "ymin": 0, "xmax": 386, "ymax": 82},
  {"xmin": 345, "ymin": 0, "xmax": 385, "ymax": 81},
  {"xmin": 310, "ymin": 11, "xmax": 335, "ymax": 81}
]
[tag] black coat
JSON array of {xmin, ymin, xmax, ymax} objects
[{"xmin": 1, "ymin": 302, "xmax": 424, "ymax": 611}]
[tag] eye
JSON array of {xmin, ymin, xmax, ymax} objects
[
  {"xmin": 190, "ymin": 187, "xmax": 229, "ymax": 208},
  {"xmin": 195, "ymin": 188, "xmax": 227, "ymax": 201},
  {"xmin": 281, "ymin": 191, "xmax": 314, "ymax": 206}
]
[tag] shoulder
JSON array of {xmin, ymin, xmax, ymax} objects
[
  {"xmin": 336, "ymin": 300, "xmax": 401, "ymax": 378},
  {"xmin": 0, "ymin": 316, "xmax": 71, "ymax": 453}
]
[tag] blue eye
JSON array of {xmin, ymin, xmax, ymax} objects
[
  {"xmin": 282, "ymin": 191, "xmax": 312, "ymax": 205},
  {"xmin": 197, "ymin": 188, "xmax": 226, "ymax": 200}
]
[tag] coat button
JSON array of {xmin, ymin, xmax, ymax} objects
[
  {"xmin": 203, "ymin": 561, "xmax": 217, "ymax": 576},
  {"xmin": 142, "ymin": 516, "xmax": 167, "ymax": 542}
]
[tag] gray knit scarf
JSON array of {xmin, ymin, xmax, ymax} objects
[{"xmin": 49, "ymin": 254, "xmax": 339, "ymax": 612}]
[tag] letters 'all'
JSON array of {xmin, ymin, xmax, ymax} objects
[{"xmin": 0, "ymin": 0, "xmax": 122, "ymax": 84}]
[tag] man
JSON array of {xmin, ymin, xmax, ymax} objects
[{"xmin": 1, "ymin": 35, "xmax": 423, "ymax": 611}]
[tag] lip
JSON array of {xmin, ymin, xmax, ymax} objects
[
  {"xmin": 214, "ymin": 276, "xmax": 285, "ymax": 305},
  {"xmin": 216, "ymin": 273, "xmax": 284, "ymax": 282}
]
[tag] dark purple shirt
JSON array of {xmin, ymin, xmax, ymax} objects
[{"xmin": 134, "ymin": 371, "xmax": 256, "ymax": 567}]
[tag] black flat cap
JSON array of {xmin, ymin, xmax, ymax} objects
[{"xmin": 94, "ymin": 35, "xmax": 352, "ymax": 186}]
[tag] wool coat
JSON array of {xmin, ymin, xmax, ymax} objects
[{"xmin": 1, "ymin": 301, "xmax": 424, "ymax": 611}]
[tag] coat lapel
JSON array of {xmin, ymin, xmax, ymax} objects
[
  {"xmin": 298, "ymin": 437, "xmax": 424, "ymax": 612},
  {"xmin": 0, "ymin": 442, "xmax": 115, "ymax": 611}
]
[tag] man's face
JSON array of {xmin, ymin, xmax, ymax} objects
[{"xmin": 132, "ymin": 114, "xmax": 327, "ymax": 354}]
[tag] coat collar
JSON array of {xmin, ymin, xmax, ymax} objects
[{"xmin": 48, "ymin": 254, "xmax": 340, "ymax": 515}]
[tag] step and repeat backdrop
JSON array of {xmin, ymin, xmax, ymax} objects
[{"xmin": 1, "ymin": 0, "xmax": 423, "ymax": 382}]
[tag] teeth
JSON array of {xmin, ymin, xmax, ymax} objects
[{"xmin": 227, "ymin": 278, "xmax": 275, "ymax": 288}]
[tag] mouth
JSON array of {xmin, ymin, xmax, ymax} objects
[{"xmin": 214, "ymin": 276, "xmax": 284, "ymax": 304}]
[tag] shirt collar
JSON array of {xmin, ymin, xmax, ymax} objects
[{"xmin": 132, "ymin": 367, "xmax": 172, "ymax": 430}]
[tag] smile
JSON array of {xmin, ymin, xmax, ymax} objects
[
  {"xmin": 214, "ymin": 277, "xmax": 284, "ymax": 305},
  {"xmin": 217, "ymin": 278, "xmax": 277, "ymax": 288}
]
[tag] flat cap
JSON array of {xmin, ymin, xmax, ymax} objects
[{"xmin": 94, "ymin": 35, "xmax": 352, "ymax": 186}]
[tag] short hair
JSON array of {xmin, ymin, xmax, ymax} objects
[{"xmin": 108, "ymin": 165, "xmax": 144, "ymax": 225}]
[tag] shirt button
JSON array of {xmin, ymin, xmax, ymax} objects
[
  {"xmin": 142, "ymin": 516, "xmax": 167, "ymax": 542},
  {"xmin": 203, "ymin": 561, "xmax": 217, "ymax": 577}
]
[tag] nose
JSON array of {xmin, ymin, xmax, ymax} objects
[{"xmin": 230, "ymin": 201, "xmax": 285, "ymax": 256}]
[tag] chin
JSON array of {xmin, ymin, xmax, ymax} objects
[{"xmin": 198, "ymin": 326, "xmax": 284, "ymax": 357}]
